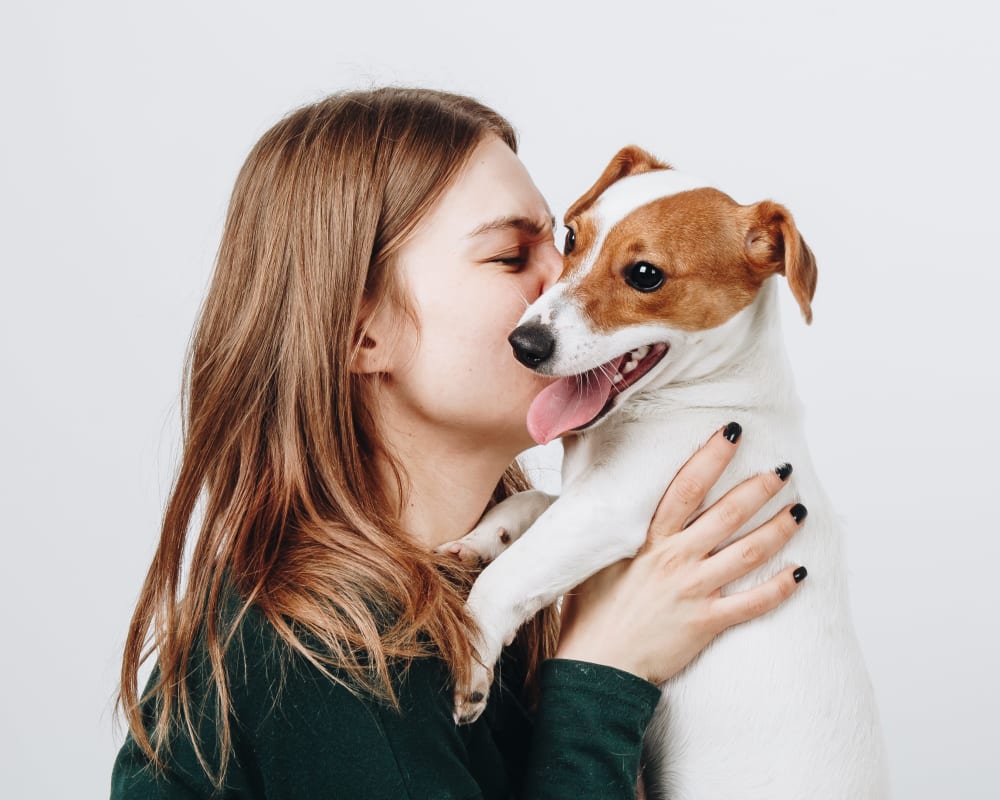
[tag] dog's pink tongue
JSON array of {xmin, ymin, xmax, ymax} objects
[{"xmin": 527, "ymin": 360, "xmax": 620, "ymax": 445}]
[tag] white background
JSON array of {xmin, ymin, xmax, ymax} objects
[{"xmin": 2, "ymin": 1, "xmax": 998, "ymax": 796}]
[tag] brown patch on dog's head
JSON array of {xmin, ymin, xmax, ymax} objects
[
  {"xmin": 571, "ymin": 188, "xmax": 767, "ymax": 332},
  {"xmin": 558, "ymin": 146, "xmax": 818, "ymax": 339},
  {"xmin": 562, "ymin": 146, "xmax": 670, "ymax": 278},
  {"xmin": 565, "ymin": 189, "xmax": 819, "ymax": 335}
]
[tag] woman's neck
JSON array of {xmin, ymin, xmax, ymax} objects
[{"xmin": 377, "ymin": 423, "xmax": 519, "ymax": 551}]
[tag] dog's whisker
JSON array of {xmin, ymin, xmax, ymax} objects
[
  {"xmin": 574, "ymin": 371, "xmax": 588, "ymax": 413},
  {"xmin": 595, "ymin": 361, "xmax": 625, "ymax": 395}
]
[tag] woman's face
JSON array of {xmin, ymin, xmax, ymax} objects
[{"xmin": 367, "ymin": 135, "xmax": 563, "ymax": 454}]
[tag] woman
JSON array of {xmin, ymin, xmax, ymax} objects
[{"xmin": 112, "ymin": 87, "xmax": 806, "ymax": 798}]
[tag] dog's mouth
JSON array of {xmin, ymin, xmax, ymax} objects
[{"xmin": 527, "ymin": 342, "xmax": 670, "ymax": 444}]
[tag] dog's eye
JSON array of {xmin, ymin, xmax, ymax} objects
[
  {"xmin": 625, "ymin": 262, "xmax": 664, "ymax": 292},
  {"xmin": 563, "ymin": 227, "xmax": 576, "ymax": 256}
]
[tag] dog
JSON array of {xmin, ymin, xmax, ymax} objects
[{"xmin": 439, "ymin": 146, "xmax": 888, "ymax": 798}]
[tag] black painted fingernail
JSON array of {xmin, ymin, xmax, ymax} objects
[
  {"xmin": 775, "ymin": 463, "xmax": 793, "ymax": 481},
  {"xmin": 469, "ymin": 691, "xmax": 485, "ymax": 703},
  {"xmin": 793, "ymin": 565, "xmax": 808, "ymax": 583},
  {"xmin": 723, "ymin": 421, "xmax": 742, "ymax": 443},
  {"xmin": 790, "ymin": 503, "xmax": 808, "ymax": 523}
]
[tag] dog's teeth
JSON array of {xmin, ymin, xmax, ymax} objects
[
  {"xmin": 634, "ymin": 345, "xmax": 650, "ymax": 360},
  {"xmin": 623, "ymin": 360, "xmax": 637, "ymax": 374},
  {"xmin": 612, "ymin": 373, "xmax": 624, "ymax": 383}
]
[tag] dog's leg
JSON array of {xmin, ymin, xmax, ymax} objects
[
  {"xmin": 435, "ymin": 490, "xmax": 556, "ymax": 567},
  {"xmin": 452, "ymin": 474, "xmax": 661, "ymax": 724}
]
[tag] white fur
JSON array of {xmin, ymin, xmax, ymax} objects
[
  {"xmin": 592, "ymin": 169, "xmax": 715, "ymax": 231},
  {"xmin": 449, "ymin": 180, "xmax": 889, "ymax": 799}
]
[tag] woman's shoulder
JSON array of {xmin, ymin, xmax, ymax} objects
[{"xmin": 221, "ymin": 597, "xmax": 392, "ymax": 732}]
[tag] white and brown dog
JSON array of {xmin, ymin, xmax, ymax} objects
[{"xmin": 442, "ymin": 146, "xmax": 888, "ymax": 798}]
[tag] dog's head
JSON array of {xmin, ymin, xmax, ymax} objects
[{"xmin": 512, "ymin": 145, "xmax": 817, "ymax": 444}]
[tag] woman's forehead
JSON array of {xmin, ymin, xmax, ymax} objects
[{"xmin": 434, "ymin": 137, "xmax": 553, "ymax": 239}]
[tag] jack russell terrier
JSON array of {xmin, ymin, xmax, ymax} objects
[{"xmin": 440, "ymin": 146, "xmax": 888, "ymax": 798}]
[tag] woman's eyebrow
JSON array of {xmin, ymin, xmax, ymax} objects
[{"xmin": 465, "ymin": 214, "xmax": 556, "ymax": 239}]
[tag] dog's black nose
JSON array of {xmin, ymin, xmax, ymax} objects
[{"xmin": 508, "ymin": 323, "xmax": 555, "ymax": 367}]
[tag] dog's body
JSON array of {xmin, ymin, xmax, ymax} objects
[{"xmin": 444, "ymin": 147, "xmax": 888, "ymax": 798}]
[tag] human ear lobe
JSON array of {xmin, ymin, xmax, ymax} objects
[
  {"xmin": 350, "ymin": 300, "xmax": 397, "ymax": 375},
  {"xmin": 350, "ymin": 333, "xmax": 384, "ymax": 375}
]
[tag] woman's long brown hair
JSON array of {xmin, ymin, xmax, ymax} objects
[{"xmin": 118, "ymin": 87, "xmax": 560, "ymax": 786}]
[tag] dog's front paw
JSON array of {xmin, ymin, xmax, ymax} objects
[
  {"xmin": 453, "ymin": 660, "xmax": 494, "ymax": 725},
  {"xmin": 435, "ymin": 526, "xmax": 511, "ymax": 568},
  {"xmin": 437, "ymin": 491, "xmax": 555, "ymax": 569}
]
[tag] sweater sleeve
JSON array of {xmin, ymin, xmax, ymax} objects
[{"xmin": 520, "ymin": 658, "xmax": 663, "ymax": 798}]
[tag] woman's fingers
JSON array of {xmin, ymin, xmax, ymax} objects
[
  {"xmin": 647, "ymin": 422, "xmax": 743, "ymax": 540},
  {"xmin": 711, "ymin": 563, "xmax": 807, "ymax": 630},
  {"xmin": 696, "ymin": 503, "xmax": 807, "ymax": 592},
  {"xmin": 683, "ymin": 463, "xmax": 792, "ymax": 555}
]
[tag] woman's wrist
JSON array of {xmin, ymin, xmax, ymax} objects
[{"xmin": 552, "ymin": 642, "xmax": 646, "ymax": 682}]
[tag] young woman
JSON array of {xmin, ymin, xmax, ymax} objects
[{"xmin": 112, "ymin": 87, "xmax": 807, "ymax": 799}]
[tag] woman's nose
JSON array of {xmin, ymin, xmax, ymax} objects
[{"xmin": 538, "ymin": 242, "xmax": 563, "ymax": 295}]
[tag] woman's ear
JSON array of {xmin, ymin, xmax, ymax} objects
[{"xmin": 350, "ymin": 298, "xmax": 399, "ymax": 375}]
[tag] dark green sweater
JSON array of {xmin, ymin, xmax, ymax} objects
[{"xmin": 111, "ymin": 605, "xmax": 662, "ymax": 799}]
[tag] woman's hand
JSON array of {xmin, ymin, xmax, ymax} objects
[{"xmin": 554, "ymin": 423, "xmax": 807, "ymax": 685}]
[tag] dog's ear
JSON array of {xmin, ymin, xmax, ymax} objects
[
  {"xmin": 566, "ymin": 145, "xmax": 671, "ymax": 220},
  {"xmin": 745, "ymin": 200, "xmax": 818, "ymax": 324}
]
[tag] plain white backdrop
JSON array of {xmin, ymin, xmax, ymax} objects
[{"xmin": 2, "ymin": 0, "xmax": 997, "ymax": 796}]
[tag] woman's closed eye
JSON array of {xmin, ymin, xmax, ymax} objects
[{"xmin": 489, "ymin": 249, "xmax": 529, "ymax": 270}]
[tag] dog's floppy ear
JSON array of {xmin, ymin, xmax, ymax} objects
[
  {"xmin": 745, "ymin": 200, "xmax": 818, "ymax": 324},
  {"xmin": 566, "ymin": 145, "xmax": 671, "ymax": 219}
]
